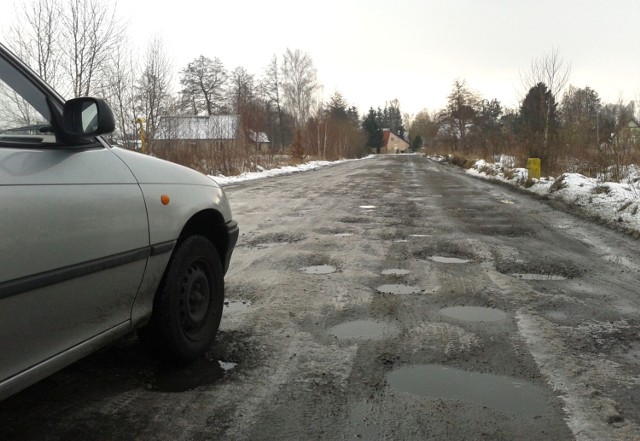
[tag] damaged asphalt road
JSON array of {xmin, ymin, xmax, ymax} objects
[{"xmin": 1, "ymin": 155, "xmax": 639, "ymax": 440}]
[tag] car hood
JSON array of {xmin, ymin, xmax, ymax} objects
[{"xmin": 110, "ymin": 147, "xmax": 221, "ymax": 187}]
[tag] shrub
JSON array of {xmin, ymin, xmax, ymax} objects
[
  {"xmin": 549, "ymin": 175, "xmax": 567, "ymax": 192},
  {"xmin": 592, "ymin": 185, "xmax": 611, "ymax": 195}
]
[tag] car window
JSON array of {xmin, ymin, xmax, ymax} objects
[{"xmin": 0, "ymin": 55, "xmax": 56, "ymax": 146}]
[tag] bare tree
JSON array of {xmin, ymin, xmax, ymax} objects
[
  {"xmin": 439, "ymin": 79, "xmax": 480, "ymax": 151},
  {"xmin": 61, "ymin": 0, "xmax": 126, "ymax": 97},
  {"xmin": 227, "ymin": 66, "xmax": 255, "ymax": 115},
  {"xmin": 179, "ymin": 56, "xmax": 228, "ymax": 115},
  {"xmin": 136, "ymin": 36, "xmax": 173, "ymax": 152},
  {"xmin": 100, "ymin": 44, "xmax": 138, "ymax": 148},
  {"xmin": 281, "ymin": 48, "xmax": 319, "ymax": 128},
  {"xmin": 260, "ymin": 55, "xmax": 286, "ymax": 148},
  {"xmin": 521, "ymin": 48, "xmax": 571, "ymax": 151},
  {"xmin": 7, "ymin": 0, "xmax": 62, "ymax": 91}
]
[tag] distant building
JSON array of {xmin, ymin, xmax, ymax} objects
[
  {"xmin": 154, "ymin": 115, "xmax": 270, "ymax": 155},
  {"xmin": 381, "ymin": 128, "xmax": 410, "ymax": 154}
]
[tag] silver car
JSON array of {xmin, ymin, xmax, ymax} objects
[{"xmin": 0, "ymin": 43, "xmax": 239, "ymax": 400}]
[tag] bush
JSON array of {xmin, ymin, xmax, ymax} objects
[{"xmin": 549, "ymin": 175, "xmax": 567, "ymax": 192}]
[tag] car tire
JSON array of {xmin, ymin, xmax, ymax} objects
[{"xmin": 139, "ymin": 235, "xmax": 224, "ymax": 361}]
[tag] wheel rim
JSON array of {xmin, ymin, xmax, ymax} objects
[{"xmin": 178, "ymin": 258, "xmax": 212, "ymax": 339}]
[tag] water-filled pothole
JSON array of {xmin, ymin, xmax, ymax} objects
[
  {"xmin": 360, "ymin": 205, "xmax": 377, "ymax": 209},
  {"xmin": 510, "ymin": 273, "xmax": 567, "ymax": 281},
  {"xmin": 381, "ymin": 269, "xmax": 411, "ymax": 276},
  {"xmin": 376, "ymin": 284, "xmax": 422, "ymax": 294},
  {"xmin": 299, "ymin": 265, "xmax": 337, "ymax": 275},
  {"xmin": 440, "ymin": 306, "xmax": 507, "ymax": 322},
  {"xmin": 328, "ymin": 319, "xmax": 398, "ymax": 340},
  {"xmin": 224, "ymin": 300, "xmax": 250, "ymax": 313},
  {"xmin": 387, "ymin": 364, "xmax": 549, "ymax": 418},
  {"xmin": 430, "ymin": 256, "xmax": 471, "ymax": 264}
]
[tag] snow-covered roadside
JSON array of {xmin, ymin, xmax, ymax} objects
[
  {"xmin": 208, "ymin": 158, "xmax": 357, "ymax": 186},
  {"xmin": 461, "ymin": 157, "xmax": 640, "ymax": 237}
]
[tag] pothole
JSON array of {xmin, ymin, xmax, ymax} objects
[
  {"xmin": 146, "ymin": 359, "xmax": 235, "ymax": 393},
  {"xmin": 381, "ymin": 269, "xmax": 411, "ymax": 276},
  {"xmin": 510, "ymin": 273, "xmax": 567, "ymax": 281},
  {"xmin": 440, "ymin": 306, "xmax": 507, "ymax": 322},
  {"xmin": 224, "ymin": 300, "xmax": 251, "ymax": 313},
  {"xmin": 246, "ymin": 232, "xmax": 305, "ymax": 248},
  {"xmin": 387, "ymin": 364, "xmax": 549, "ymax": 418},
  {"xmin": 340, "ymin": 216, "xmax": 372, "ymax": 224},
  {"xmin": 299, "ymin": 264, "xmax": 337, "ymax": 275},
  {"xmin": 430, "ymin": 256, "xmax": 471, "ymax": 264},
  {"xmin": 328, "ymin": 319, "xmax": 399, "ymax": 340},
  {"xmin": 413, "ymin": 245, "xmax": 475, "ymax": 263},
  {"xmin": 376, "ymin": 284, "xmax": 422, "ymax": 294},
  {"xmin": 496, "ymin": 260, "xmax": 581, "ymax": 280}
]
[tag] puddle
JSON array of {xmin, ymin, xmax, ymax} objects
[
  {"xmin": 334, "ymin": 233, "xmax": 353, "ymax": 237},
  {"xmin": 500, "ymin": 199, "xmax": 515, "ymax": 205},
  {"xmin": 510, "ymin": 273, "xmax": 567, "ymax": 281},
  {"xmin": 328, "ymin": 319, "xmax": 398, "ymax": 340},
  {"xmin": 360, "ymin": 205, "xmax": 377, "ymax": 209},
  {"xmin": 387, "ymin": 364, "xmax": 549, "ymax": 418},
  {"xmin": 299, "ymin": 265, "xmax": 337, "ymax": 275},
  {"xmin": 440, "ymin": 306, "xmax": 507, "ymax": 322},
  {"xmin": 409, "ymin": 234, "xmax": 431, "ymax": 238},
  {"xmin": 376, "ymin": 284, "xmax": 422, "ymax": 294},
  {"xmin": 224, "ymin": 300, "xmax": 250, "ymax": 313},
  {"xmin": 430, "ymin": 256, "xmax": 471, "ymax": 264},
  {"xmin": 381, "ymin": 269, "xmax": 411, "ymax": 276},
  {"xmin": 148, "ymin": 359, "xmax": 234, "ymax": 392}
]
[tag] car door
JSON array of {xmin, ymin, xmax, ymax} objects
[{"xmin": 0, "ymin": 49, "xmax": 149, "ymax": 383}]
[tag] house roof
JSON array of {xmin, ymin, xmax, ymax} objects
[
  {"xmin": 155, "ymin": 115, "xmax": 239, "ymax": 140},
  {"xmin": 381, "ymin": 128, "xmax": 409, "ymax": 148}
]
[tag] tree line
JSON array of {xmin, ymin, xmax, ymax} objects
[
  {"xmin": 4, "ymin": 0, "xmax": 372, "ymax": 175},
  {"xmin": 5, "ymin": 0, "xmax": 639, "ymax": 180},
  {"xmin": 408, "ymin": 51, "xmax": 640, "ymax": 179}
]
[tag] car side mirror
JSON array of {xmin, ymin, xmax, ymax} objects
[{"xmin": 63, "ymin": 97, "xmax": 115, "ymax": 138}]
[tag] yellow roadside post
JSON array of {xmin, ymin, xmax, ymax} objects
[{"xmin": 527, "ymin": 158, "xmax": 541, "ymax": 180}]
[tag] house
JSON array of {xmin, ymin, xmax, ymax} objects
[
  {"xmin": 626, "ymin": 120, "xmax": 640, "ymax": 143},
  {"xmin": 154, "ymin": 115, "xmax": 270, "ymax": 157},
  {"xmin": 381, "ymin": 128, "xmax": 410, "ymax": 154}
]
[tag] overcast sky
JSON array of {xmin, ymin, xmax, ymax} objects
[{"xmin": 3, "ymin": 0, "xmax": 640, "ymax": 117}]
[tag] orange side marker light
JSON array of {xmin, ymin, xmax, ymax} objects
[{"xmin": 161, "ymin": 194, "xmax": 170, "ymax": 205}]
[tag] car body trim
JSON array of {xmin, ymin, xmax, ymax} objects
[
  {"xmin": 149, "ymin": 240, "xmax": 176, "ymax": 257},
  {"xmin": 0, "ymin": 247, "xmax": 150, "ymax": 300}
]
